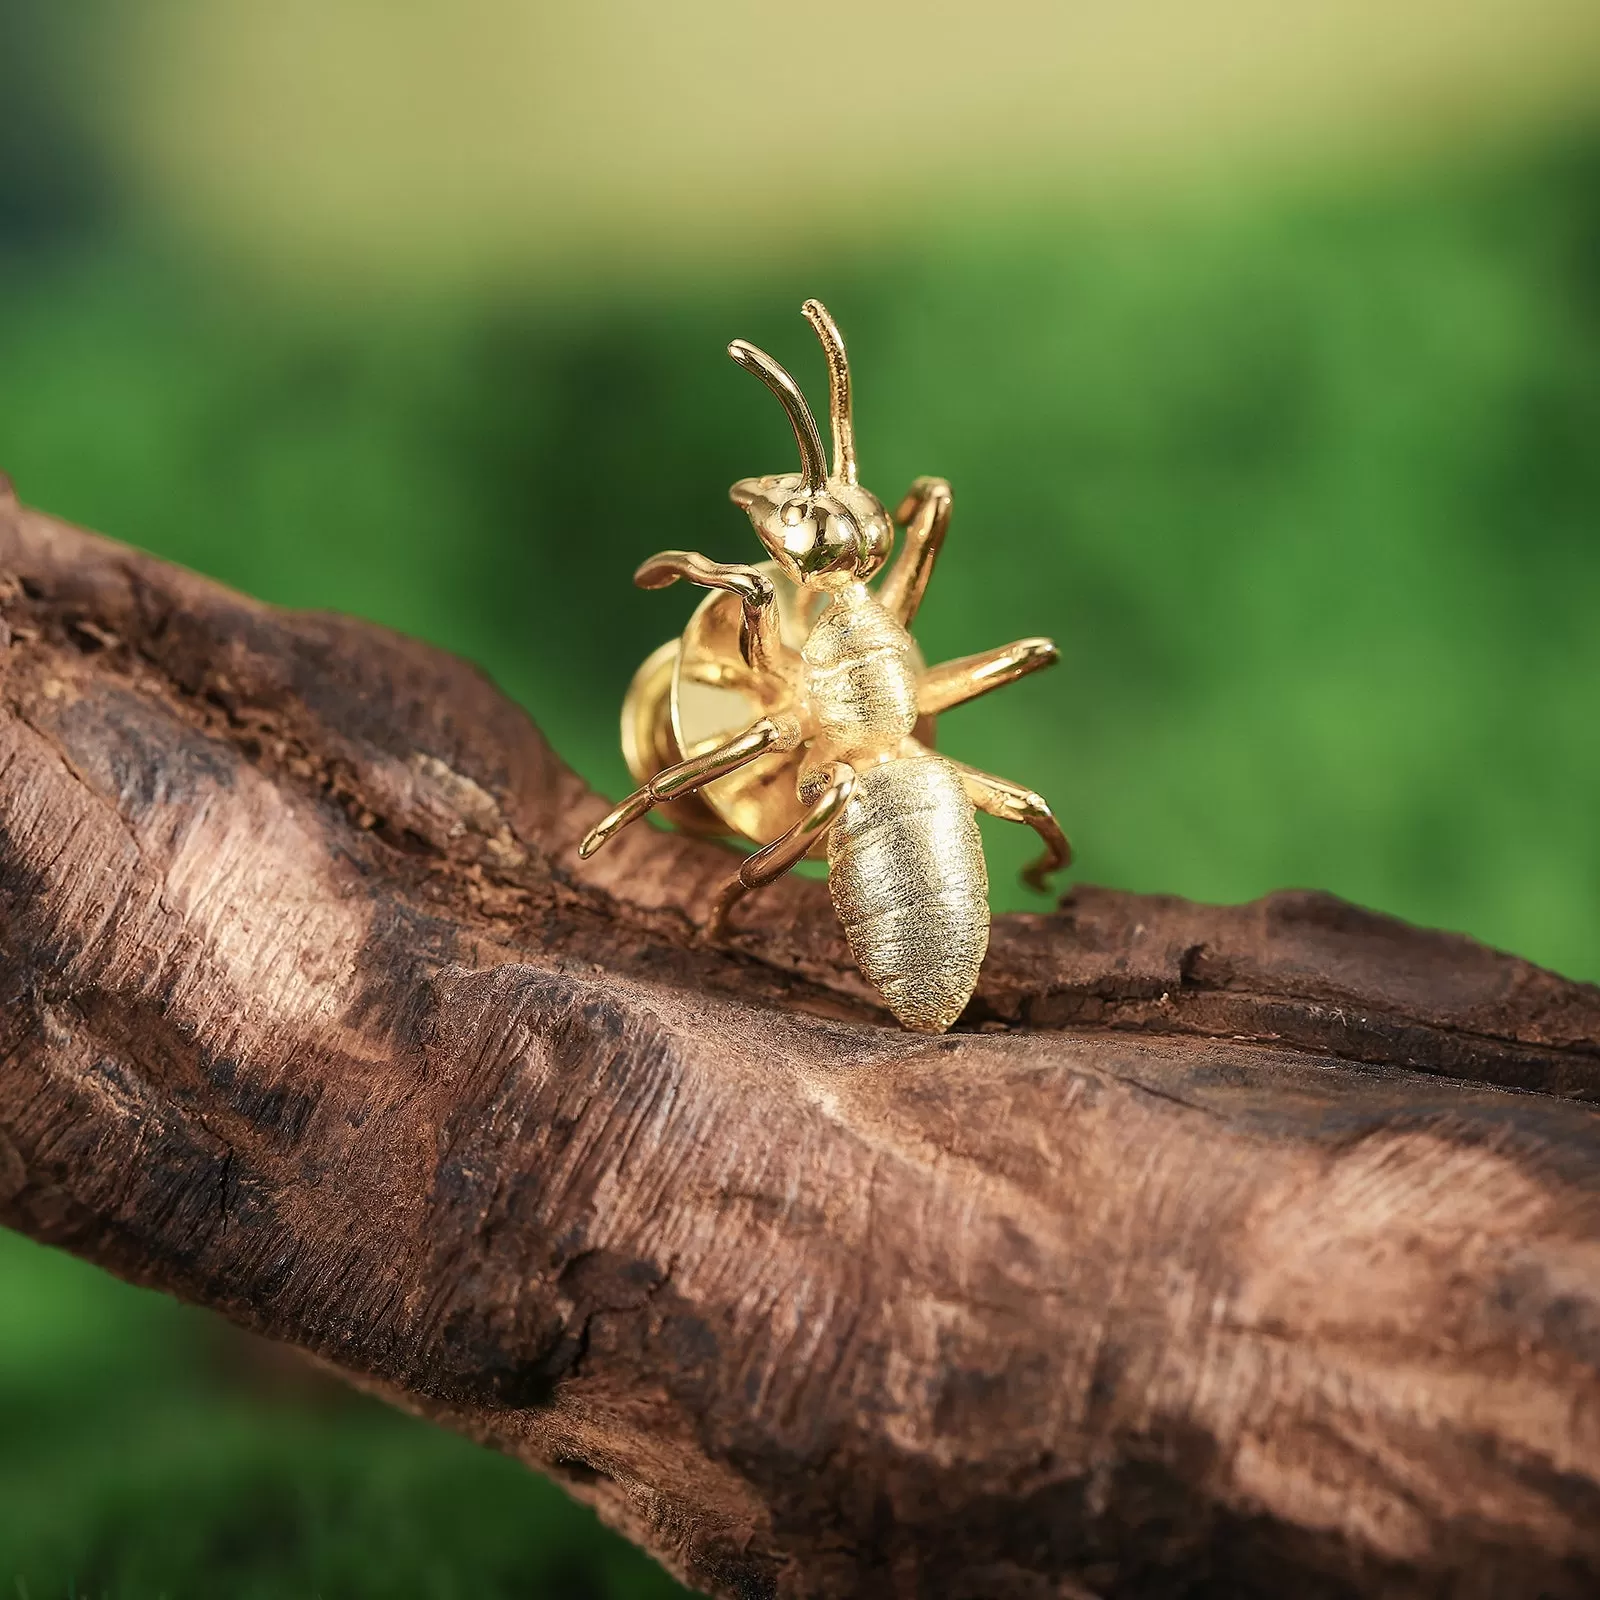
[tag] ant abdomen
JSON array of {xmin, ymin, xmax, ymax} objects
[{"xmin": 827, "ymin": 755, "xmax": 989, "ymax": 1033}]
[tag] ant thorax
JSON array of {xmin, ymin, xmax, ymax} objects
[{"xmin": 799, "ymin": 583, "xmax": 920, "ymax": 764}]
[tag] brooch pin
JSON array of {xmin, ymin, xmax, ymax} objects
[{"xmin": 581, "ymin": 300, "xmax": 1070, "ymax": 1032}]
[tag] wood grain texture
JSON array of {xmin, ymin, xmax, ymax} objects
[{"xmin": 1, "ymin": 482, "xmax": 1599, "ymax": 1598}]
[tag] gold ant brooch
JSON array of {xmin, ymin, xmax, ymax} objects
[{"xmin": 581, "ymin": 299, "xmax": 1070, "ymax": 1033}]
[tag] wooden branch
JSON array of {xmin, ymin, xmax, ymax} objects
[{"xmin": 3, "ymin": 481, "xmax": 1599, "ymax": 1598}]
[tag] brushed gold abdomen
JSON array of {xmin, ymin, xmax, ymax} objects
[{"xmin": 827, "ymin": 755, "xmax": 989, "ymax": 1033}]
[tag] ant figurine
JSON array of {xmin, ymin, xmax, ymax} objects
[{"xmin": 581, "ymin": 299, "xmax": 1069, "ymax": 1033}]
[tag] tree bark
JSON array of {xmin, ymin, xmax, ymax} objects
[{"xmin": 2, "ymin": 481, "xmax": 1598, "ymax": 1599}]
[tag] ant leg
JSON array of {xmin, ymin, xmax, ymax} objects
[
  {"xmin": 919, "ymin": 637, "xmax": 1058, "ymax": 717},
  {"xmin": 948, "ymin": 757, "xmax": 1072, "ymax": 893},
  {"xmin": 876, "ymin": 477, "xmax": 952, "ymax": 627},
  {"xmin": 708, "ymin": 762, "xmax": 855, "ymax": 938},
  {"xmin": 635, "ymin": 550, "xmax": 785, "ymax": 675},
  {"xmin": 580, "ymin": 713, "xmax": 801, "ymax": 858}
]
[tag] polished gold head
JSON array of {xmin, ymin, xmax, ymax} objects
[{"xmin": 728, "ymin": 300, "xmax": 894, "ymax": 592}]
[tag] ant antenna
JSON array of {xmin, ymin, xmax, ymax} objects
[
  {"xmin": 801, "ymin": 299, "xmax": 856, "ymax": 486},
  {"xmin": 728, "ymin": 339, "xmax": 827, "ymax": 494}
]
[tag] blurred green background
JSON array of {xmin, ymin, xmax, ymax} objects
[{"xmin": 3, "ymin": 2, "xmax": 1599, "ymax": 1594}]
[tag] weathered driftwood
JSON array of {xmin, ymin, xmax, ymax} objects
[{"xmin": 2, "ymin": 481, "xmax": 1599, "ymax": 1600}]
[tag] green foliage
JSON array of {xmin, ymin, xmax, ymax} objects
[
  {"xmin": 5, "ymin": 147, "xmax": 1599, "ymax": 973},
  {"xmin": 1, "ymin": 136, "xmax": 1598, "ymax": 1595}
]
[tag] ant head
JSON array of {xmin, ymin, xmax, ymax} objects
[{"xmin": 727, "ymin": 300, "xmax": 893, "ymax": 591}]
